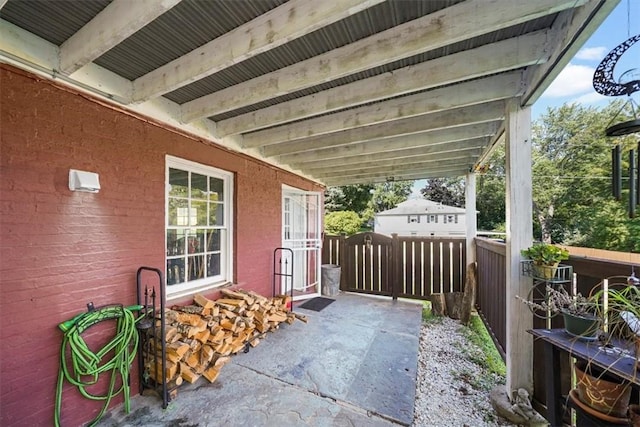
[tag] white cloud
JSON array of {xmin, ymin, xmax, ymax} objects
[
  {"xmin": 542, "ymin": 64, "xmax": 595, "ymax": 98},
  {"xmin": 575, "ymin": 46, "xmax": 608, "ymax": 61},
  {"xmin": 572, "ymin": 91, "xmax": 608, "ymax": 105}
]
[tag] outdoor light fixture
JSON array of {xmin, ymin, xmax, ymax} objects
[{"xmin": 69, "ymin": 169, "xmax": 101, "ymax": 193}]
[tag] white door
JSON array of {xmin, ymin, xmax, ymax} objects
[{"xmin": 282, "ymin": 187, "xmax": 322, "ymax": 300}]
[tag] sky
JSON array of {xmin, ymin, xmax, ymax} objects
[
  {"xmin": 531, "ymin": 0, "xmax": 640, "ymax": 119},
  {"xmin": 412, "ymin": 0, "xmax": 640, "ymax": 197}
]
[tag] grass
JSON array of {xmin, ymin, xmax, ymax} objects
[
  {"xmin": 460, "ymin": 313, "xmax": 506, "ymax": 378},
  {"xmin": 421, "ymin": 301, "xmax": 443, "ymax": 324}
]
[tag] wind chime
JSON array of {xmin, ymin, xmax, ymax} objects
[{"xmin": 592, "ymin": 32, "xmax": 640, "ymax": 218}]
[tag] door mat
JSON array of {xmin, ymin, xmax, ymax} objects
[{"xmin": 298, "ymin": 297, "xmax": 335, "ymax": 312}]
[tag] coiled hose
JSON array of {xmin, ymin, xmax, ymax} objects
[{"xmin": 54, "ymin": 304, "xmax": 143, "ymax": 427}]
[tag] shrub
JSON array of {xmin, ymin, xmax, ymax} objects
[{"xmin": 324, "ymin": 211, "xmax": 362, "ymax": 235}]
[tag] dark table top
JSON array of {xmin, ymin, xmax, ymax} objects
[{"xmin": 529, "ymin": 329, "xmax": 640, "ymax": 385}]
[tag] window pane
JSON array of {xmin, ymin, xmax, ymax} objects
[
  {"xmin": 191, "ymin": 201, "xmax": 208, "ymax": 226},
  {"xmin": 191, "ymin": 173, "xmax": 207, "ymax": 200},
  {"xmin": 207, "ymin": 253, "xmax": 221, "ymax": 277},
  {"xmin": 209, "ymin": 177, "xmax": 223, "ymax": 201},
  {"xmin": 206, "ymin": 230, "xmax": 220, "ymax": 252},
  {"xmin": 188, "ymin": 230, "xmax": 205, "ymax": 255},
  {"xmin": 167, "ymin": 229, "xmax": 187, "ymax": 256},
  {"xmin": 167, "ymin": 258, "xmax": 185, "ymax": 286},
  {"xmin": 188, "ymin": 255, "xmax": 205, "ymax": 281},
  {"xmin": 209, "ymin": 203, "xmax": 223, "ymax": 226},
  {"xmin": 169, "ymin": 168, "xmax": 188, "ymax": 197},
  {"xmin": 169, "ymin": 198, "xmax": 188, "ymax": 226}
]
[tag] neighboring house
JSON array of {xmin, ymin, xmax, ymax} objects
[{"xmin": 374, "ymin": 198, "xmax": 466, "ymax": 237}]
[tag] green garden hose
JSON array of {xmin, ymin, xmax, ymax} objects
[{"xmin": 54, "ymin": 304, "xmax": 143, "ymax": 427}]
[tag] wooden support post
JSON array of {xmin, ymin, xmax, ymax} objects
[
  {"xmin": 505, "ymin": 98, "xmax": 533, "ymax": 395},
  {"xmin": 465, "ymin": 171, "xmax": 477, "ymax": 266}
]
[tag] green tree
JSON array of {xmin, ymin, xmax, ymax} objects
[
  {"xmin": 324, "ymin": 185, "xmax": 373, "ymax": 213},
  {"xmin": 420, "ymin": 177, "xmax": 465, "ymax": 206},
  {"xmin": 476, "ymin": 145, "xmax": 506, "ymax": 232},
  {"xmin": 531, "ymin": 101, "xmax": 637, "ymax": 248},
  {"xmin": 362, "ymin": 181, "xmax": 413, "ymax": 224},
  {"xmin": 324, "ymin": 211, "xmax": 362, "ymax": 235}
]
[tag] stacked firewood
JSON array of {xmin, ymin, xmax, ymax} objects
[{"xmin": 143, "ymin": 289, "xmax": 307, "ymax": 390}]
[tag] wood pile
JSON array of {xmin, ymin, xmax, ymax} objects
[{"xmin": 142, "ymin": 289, "xmax": 307, "ymax": 392}]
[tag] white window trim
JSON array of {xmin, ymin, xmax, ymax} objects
[{"xmin": 165, "ymin": 155, "xmax": 234, "ymax": 300}]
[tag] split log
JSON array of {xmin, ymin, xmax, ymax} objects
[
  {"xmin": 460, "ymin": 262, "xmax": 478, "ymax": 325},
  {"xmin": 202, "ymin": 366, "xmax": 220, "ymax": 383},
  {"xmin": 430, "ymin": 293, "xmax": 447, "ymax": 316},
  {"xmin": 179, "ymin": 363, "xmax": 200, "ymax": 384}
]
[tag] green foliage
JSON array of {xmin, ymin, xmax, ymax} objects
[
  {"xmin": 476, "ymin": 100, "xmax": 639, "ymax": 252},
  {"xmin": 460, "ymin": 314, "xmax": 506, "ymax": 377},
  {"xmin": 421, "ymin": 301, "xmax": 443, "ymax": 324},
  {"xmin": 420, "ymin": 177, "xmax": 465, "ymax": 206},
  {"xmin": 324, "ymin": 185, "xmax": 373, "ymax": 214},
  {"xmin": 358, "ymin": 181, "xmax": 414, "ymax": 225},
  {"xmin": 521, "ymin": 242, "xmax": 569, "ymax": 265},
  {"xmin": 324, "ymin": 211, "xmax": 362, "ymax": 235},
  {"xmin": 477, "ymin": 146, "xmax": 506, "ymax": 231}
]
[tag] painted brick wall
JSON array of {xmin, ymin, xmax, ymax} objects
[{"xmin": 0, "ymin": 65, "xmax": 323, "ymax": 427}]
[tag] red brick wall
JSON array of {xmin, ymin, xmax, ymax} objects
[{"xmin": 0, "ymin": 65, "xmax": 323, "ymax": 427}]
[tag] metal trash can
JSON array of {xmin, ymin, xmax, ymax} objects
[{"xmin": 321, "ymin": 264, "xmax": 341, "ymax": 296}]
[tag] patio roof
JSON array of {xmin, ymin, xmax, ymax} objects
[{"xmin": 0, "ymin": 0, "xmax": 617, "ymax": 186}]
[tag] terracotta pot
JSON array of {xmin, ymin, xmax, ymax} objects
[
  {"xmin": 574, "ymin": 361, "xmax": 631, "ymax": 418},
  {"xmin": 629, "ymin": 405, "xmax": 640, "ymax": 427}
]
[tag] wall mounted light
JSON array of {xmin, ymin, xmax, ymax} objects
[{"xmin": 69, "ymin": 169, "xmax": 100, "ymax": 193}]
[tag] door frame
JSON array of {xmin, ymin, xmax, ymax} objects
[{"xmin": 282, "ymin": 185, "xmax": 322, "ymax": 301}]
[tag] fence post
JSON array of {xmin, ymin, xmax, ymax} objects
[
  {"xmin": 391, "ymin": 233, "xmax": 400, "ymax": 300},
  {"xmin": 338, "ymin": 234, "xmax": 346, "ymax": 290}
]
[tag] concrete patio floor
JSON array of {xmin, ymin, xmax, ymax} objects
[{"xmin": 97, "ymin": 293, "xmax": 423, "ymax": 427}]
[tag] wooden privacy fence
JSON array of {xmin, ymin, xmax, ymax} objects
[
  {"xmin": 475, "ymin": 237, "xmax": 507, "ymax": 360},
  {"xmin": 322, "ymin": 233, "xmax": 466, "ymax": 300}
]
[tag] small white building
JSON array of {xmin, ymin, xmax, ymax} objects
[{"xmin": 374, "ymin": 198, "xmax": 466, "ymax": 237}]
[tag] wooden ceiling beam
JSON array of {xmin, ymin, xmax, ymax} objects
[
  {"xmin": 324, "ymin": 168, "xmax": 471, "ymax": 186},
  {"xmin": 306, "ymin": 153, "xmax": 478, "ymax": 176},
  {"xmin": 132, "ymin": 0, "xmax": 384, "ymax": 102},
  {"xmin": 263, "ymin": 100, "xmax": 505, "ymax": 157},
  {"xmin": 60, "ymin": 0, "xmax": 182, "ymax": 74},
  {"xmin": 241, "ymin": 72, "xmax": 521, "ymax": 149},
  {"xmin": 182, "ymin": 0, "xmax": 582, "ymax": 122},
  {"xmin": 312, "ymin": 157, "xmax": 476, "ymax": 179},
  {"xmin": 276, "ymin": 122, "xmax": 499, "ymax": 164},
  {"xmin": 216, "ymin": 30, "xmax": 550, "ymax": 135},
  {"xmin": 288, "ymin": 139, "xmax": 487, "ymax": 169}
]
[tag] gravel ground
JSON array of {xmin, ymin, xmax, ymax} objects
[{"xmin": 412, "ymin": 316, "xmax": 516, "ymax": 427}]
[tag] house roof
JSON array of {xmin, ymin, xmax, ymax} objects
[
  {"xmin": 376, "ymin": 198, "xmax": 466, "ymax": 216},
  {"xmin": 0, "ymin": 0, "xmax": 617, "ymax": 186}
]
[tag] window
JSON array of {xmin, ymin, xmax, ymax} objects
[
  {"xmin": 408, "ymin": 215, "xmax": 420, "ymax": 224},
  {"xmin": 428, "ymin": 214, "xmax": 438, "ymax": 223},
  {"xmin": 166, "ymin": 156, "xmax": 233, "ymax": 297}
]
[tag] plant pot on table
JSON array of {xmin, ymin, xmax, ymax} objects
[
  {"xmin": 561, "ymin": 310, "xmax": 600, "ymax": 340},
  {"xmin": 573, "ymin": 360, "xmax": 632, "ymax": 419}
]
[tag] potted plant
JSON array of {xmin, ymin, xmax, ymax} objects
[
  {"xmin": 517, "ymin": 285, "xmax": 600, "ymax": 339},
  {"xmin": 591, "ymin": 282, "xmax": 640, "ymax": 366},
  {"xmin": 521, "ymin": 242, "xmax": 569, "ymax": 279}
]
